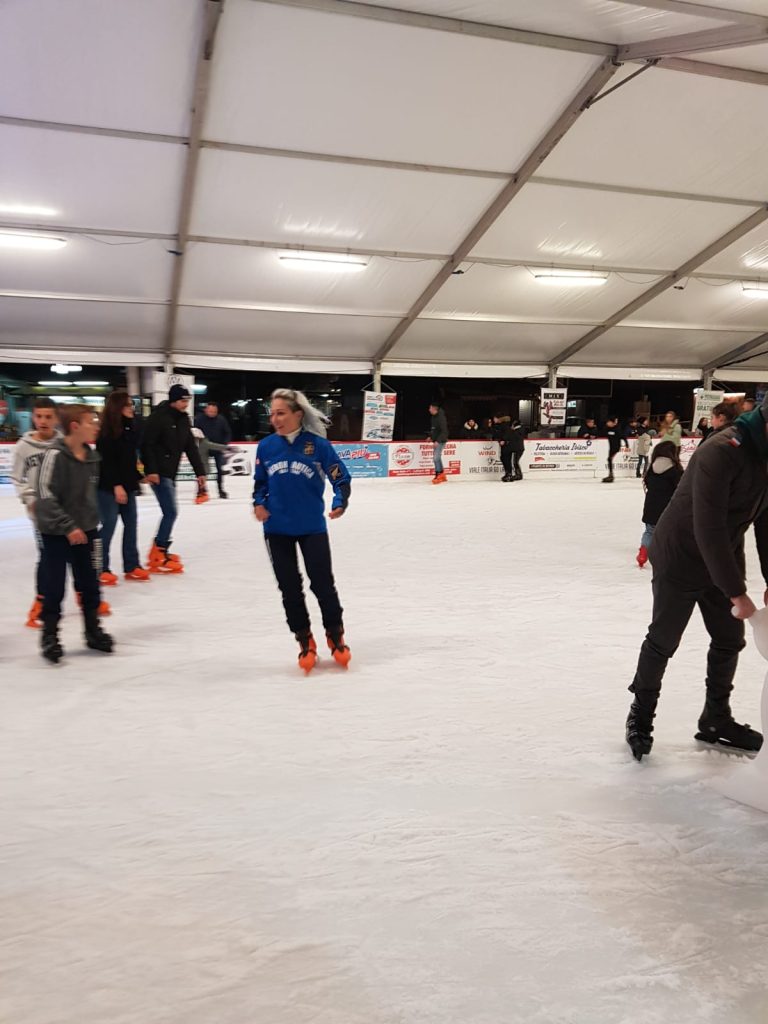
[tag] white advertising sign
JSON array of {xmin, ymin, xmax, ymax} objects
[
  {"xmin": 361, "ymin": 391, "xmax": 397, "ymax": 441},
  {"xmin": 692, "ymin": 389, "xmax": 722, "ymax": 427},
  {"xmin": 388, "ymin": 441, "xmax": 460, "ymax": 477},
  {"xmin": 540, "ymin": 388, "xmax": 568, "ymax": 427}
]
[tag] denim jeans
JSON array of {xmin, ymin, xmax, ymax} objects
[
  {"xmin": 433, "ymin": 442, "xmax": 446, "ymax": 475},
  {"xmin": 98, "ymin": 489, "xmax": 140, "ymax": 572},
  {"xmin": 640, "ymin": 522, "xmax": 655, "ymax": 549},
  {"xmin": 150, "ymin": 477, "xmax": 177, "ymax": 550}
]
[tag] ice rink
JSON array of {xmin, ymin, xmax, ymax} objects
[{"xmin": 2, "ymin": 473, "xmax": 768, "ymax": 1024}]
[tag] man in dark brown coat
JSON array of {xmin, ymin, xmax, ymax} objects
[{"xmin": 626, "ymin": 398, "xmax": 768, "ymax": 761}]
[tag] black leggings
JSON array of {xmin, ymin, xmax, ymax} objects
[{"xmin": 265, "ymin": 532, "xmax": 344, "ymax": 636}]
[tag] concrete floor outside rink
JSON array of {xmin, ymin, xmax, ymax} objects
[{"xmin": 2, "ymin": 474, "xmax": 768, "ymax": 1024}]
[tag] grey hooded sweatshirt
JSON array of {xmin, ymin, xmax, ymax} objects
[
  {"xmin": 11, "ymin": 430, "xmax": 60, "ymax": 513},
  {"xmin": 35, "ymin": 438, "xmax": 101, "ymax": 535}
]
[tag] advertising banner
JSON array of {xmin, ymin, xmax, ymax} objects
[
  {"xmin": 692, "ymin": 389, "xmax": 722, "ymax": 426},
  {"xmin": 540, "ymin": 388, "xmax": 568, "ymax": 427},
  {"xmin": 524, "ymin": 437, "xmax": 600, "ymax": 475},
  {"xmin": 361, "ymin": 392, "xmax": 397, "ymax": 441},
  {"xmin": 462, "ymin": 441, "xmax": 505, "ymax": 479},
  {"xmin": 332, "ymin": 442, "xmax": 389, "ymax": 478},
  {"xmin": 0, "ymin": 442, "xmax": 13, "ymax": 482},
  {"xmin": 388, "ymin": 441, "xmax": 460, "ymax": 477}
]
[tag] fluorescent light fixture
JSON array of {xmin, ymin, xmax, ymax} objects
[
  {"xmin": 75, "ymin": 380, "xmax": 110, "ymax": 387},
  {"xmin": 0, "ymin": 232, "xmax": 67, "ymax": 251},
  {"xmin": 191, "ymin": 384, "xmax": 207, "ymax": 393},
  {"xmin": 51, "ymin": 363, "xmax": 82, "ymax": 374},
  {"xmin": 39, "ymin": 380, "xmax": 71, "ymax": 386},
  {"xmin": 533, "ymin": 269, "xmax": 608, "ymax": 287},
  {"xmin": 0, "ymin": 202, "xmax": 58, "ymax": 217},
  {"xmin": 278, "ymin": 251, "xmax": 367, "ymax": 273},
  {"xmin": 742, "ymin": 282, "xmax": 768, "ymax": 299}
]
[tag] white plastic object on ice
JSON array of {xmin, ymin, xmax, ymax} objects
[{"xmin": 714, "ymin": 605, "xmax": 768, "ymax": 813}]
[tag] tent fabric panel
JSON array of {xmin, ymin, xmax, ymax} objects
[
  {"xmin": 387, "ymin": 317, "xmax": 582, "ymax": 362},
  {"xmin": 698, "ymin": 221, "xmax": 768, "ymax": 275},
  {"xmin": 424, "ymin": 263, "xmax": 644, "ymax": 321},
  {"xmin": 180, "ymin": 244, "xmax": 442, "ymax": 316},
  {"xmin": 204, "ymin": 0, "xmax": 601, "ymax": 171},
  {"xmin": 470, "ymin": 182, "xmax": 754, "ymax": 269},
  {"xmin": 191, "ymin": 150, "xmax": 501, "ymax": 253},
  {"xmin": 573, "ymin": 324, "xmax": 760, "ymax": 367},
  {"xmin": 0, "ymin": 126, "xmax": 186, "ymax": 235},
  {"xmin": 0, "ymin": 237, "xmax": 175, "ymax": 302},
  {"xmin": 0, "ymin": 297, "xmax": 165, "ymax": 353},
  {"xmin": 625, "ymin": 281, "xmax": 768, "ymax": 331},
  {"xmin": 175, "ymin": 306, "xmax": 397, "ymax": 359},
  {"xmin": 0, "ymin": 0, "xmax": 201, "ymax": 136},
  {"xmin": 337, "ymin": 0, "xmax": 730, "ymax": 42},
  {"xmin": 539, "ymin": 67, "xmax": 768, "ymax": 201}
]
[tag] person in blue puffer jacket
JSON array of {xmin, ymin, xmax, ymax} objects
[{"xmin": 253, "ymin": 388, "xmax": 352, "ymax": 673}]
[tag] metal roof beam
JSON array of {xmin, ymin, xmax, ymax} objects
[
  {"xmin": 703, "ymin": 330, "xmax": 768, "ymax": 370},
  {"xmin": 371, "ymin": 58, "xmax": 620, "ymax": 364},
  {"xmin": 652, "ymin": 56, "xmax": 768, "ymax": 86},
  {"xmin": 163, "ymin": 0, "xmax": 225, "ymax": 363},
  {"xmin": 618, "ymin": 23, "xmax": 768, "ymax": 61},
  {"xmin": 549, "ymin": 206, "xmax": 768, "ymax": 366}
]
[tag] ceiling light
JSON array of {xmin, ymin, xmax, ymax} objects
[
  {"xmin": 39, "ymin": 380, "xmax": 71, "ymax": 386},
  {"xmin": 0, "ymin": 232, "xmax": 67, "ymax": 251},
  {"xmin": 278, "ymin": 252, "xmax": 367, "ymax": 272},
  {"xmin": 75, "ymin": 380, "xmax": 110, "ymax": 387},
  {"xmin": 51, "ymin": 363, "xmax": 82, "ymax": 374},
  {"xmin": 742, "ymin": 282, "xmax": 768, "ymax": 299},
  {"xmin": 191, "ymin": 384, "xmax": 207, "ymax": 393},
  {"xmin": 533, "ymin": 269, "xmax": 608, "ymax": 287},
  {"xmin": 0, "ymin": 202, "xmax": 58, "ymax": 217}
]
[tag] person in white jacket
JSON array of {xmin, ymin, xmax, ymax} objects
[{"xmin": 11, "ymin": 398, "xmax": 59, "ymax": 628}]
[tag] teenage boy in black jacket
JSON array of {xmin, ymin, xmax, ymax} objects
[
  {"xmin": 603, "ymin": 417, "xmax": 629, "ymax": 483},
  {"xmin": 141, "ymin": 384, "xmax": 206, "ymax": 573}
]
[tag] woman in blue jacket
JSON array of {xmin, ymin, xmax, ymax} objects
[{"xmin": 253, "ymin": 389, "xmax": 352, "ymax": 673}]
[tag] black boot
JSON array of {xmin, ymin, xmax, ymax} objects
[
  {"xmin": 626, "ymin": 697, "xmax": 657, "ymax": 761},
  {"xmin": 41, "ymin": 619, "xmax": 64, "ymax": 664},
  {"xmin": 602, "ymin": 476, "xmax": 615, "ymax": 483},
  {"xmin": 696, "ymin": 698, "xmax": 763, "ymax": 754},
  {"xmin": 218, "ymin": 487, "xmax": 229, "ymax": 499},
  {"xmin": 84, "ymin": 610, "xmax": 114, "ymax": 654},
  {"xmin": 501, "ymin": 474, "xmax": 511, "ymax": 482}
]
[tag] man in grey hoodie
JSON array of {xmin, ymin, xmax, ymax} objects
[
  {"xmin": 35, "ymin": 404, "xmax": 113, "ymax": 663},
  {"xmin": 11, "ymin": 397, "xmax": 59, "ymax": 628}
]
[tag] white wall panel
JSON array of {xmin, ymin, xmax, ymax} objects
[
  {"xmin": 540, "ymin": 68, "xmax": 768, "ymax": 200},
  {"xmin": 573, "ymin": 325, "xmax": 757, "ymax": 368},
  {"xmin": 192, "ymin": 150, "xmax": 500, "ymax": 252},
  {"xmin": 389, "ymin": 317, "xmax": 581, "ymax": 362},
  {"xmin": 0, "ymin": 127, "xmax": 185, "ymax": 234},
  {"xmin": 0, "ymin": 297, "xmax": 164, "ymax": 352},
  {"xmin": 472, "ymin": 182, "xmax": 751, "ymax": 268},
  {"xmin": 0, "ymin": 0, "xmax": 201, "ymax": 135},
  {"xmin": 340, "ymin": 0, "xmax": 729, "ymax": 42},
  {"xmin": 626, "ymin": 280, "xmax": 768, "ymax": 331},
  {"xmin": 0, "ymin": 237, "xmax": 174, "ymax": 301},
  {"xmin": 176, "ymin": 306, "xmax": 395, "ymax": 358},
  {"xmin": 205, "ymin": 1, "xmax": 600, "ymax": 170},
  {"xmin": 699, "ymin": 221, "xmax": 768, "ymax": 275},
  {"xmin": 426, "ymin": 264, "xmax": 642, "ymax": 321},
  {"xmin": 181, "ymin": 244, "xmax": 441, "ymax": 314}
]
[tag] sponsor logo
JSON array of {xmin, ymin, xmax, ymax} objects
[{"xmin": 394, "ymin": 446, "xmax": 414, "ymax": 467}]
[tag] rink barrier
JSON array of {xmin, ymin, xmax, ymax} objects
[{"xmin": 0, "ymin": 437, "xmax": 701, "ymax": 485}]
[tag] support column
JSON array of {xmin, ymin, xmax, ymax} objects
[
  {"xmin": 548, "ymin": 366, "xmax": 559, "ymax": 389},
  {"xmin": 702, "ymin": 369, "xmax": 714, "ymax": 389},
  {"xmin": 373, "ymin": 363, "xmax": 382, "ymax": 392}
]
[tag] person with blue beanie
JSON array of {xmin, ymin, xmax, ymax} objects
[{"xmin": 253, "ymin": 389, "xmax": 352, "ymax": 673}]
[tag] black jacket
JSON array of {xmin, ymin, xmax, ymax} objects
[
  {"xmin": 578, "ymin": 424, "xmax": 599, "ymax": 439},
  {"xmin": 605, "ymin": 426, "xmax": 628, "ymax": 455},
  {"xmin": 97, "ymin": 417, "xmax": 142, "ymax": 493},
  {"xmin": 430, "ymin": 409, "xmax": 449, "ymax": 443},
  {"xmin": 509, "ymin": 425, "xmax": 525, "ymax": 454},
  {"xmin": 141, "ymin": 401, "xmax": 205, "ymax": 480},
  {"xmin": 650, "ymin": 425, "xmax": 768, "ymax": 598},
  {"xmin": 194, "ymin": 412, "xmax": 231, "ymax": 446},
  {"xmin": 642, "ymin": 458, "xmax": 683, "ymax": 526}
]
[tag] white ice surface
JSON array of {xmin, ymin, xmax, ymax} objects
[{"xmin": 2, "ymin": 475, "xmax": 768, "ymax": 1024}]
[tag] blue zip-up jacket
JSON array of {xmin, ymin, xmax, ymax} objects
[{"xmin": 253, "ymin": 431, "xmax": 351, "ymax": 536}]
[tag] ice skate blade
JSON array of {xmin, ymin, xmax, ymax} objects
[{"xmin": 694, "ymin": 735, "xmax": 759, "ymax": 758}]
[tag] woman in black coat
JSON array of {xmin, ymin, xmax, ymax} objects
[
  {"xmin": 97, "ymin": 390, "xmax": 148, "ymax": 583},
  {"xmin": 636, "ymin": 440, "xmax": 683, "ymax": 568}
]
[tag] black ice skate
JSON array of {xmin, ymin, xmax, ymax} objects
[
  {"xmin": 695, "ymin": 712, "xmax": 763, "ymax": 755},
  {"xmin": 41, "ymin": 620, "xmax": 64, "ymax": 664},
  {"xmin": 84, "ymin": 611, "xmax": 114, "ymax": 654},
  {"xmin": 626, "ymin": 700, "xmax": 655, "ymax": 761}
]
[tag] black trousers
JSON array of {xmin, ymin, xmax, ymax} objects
[
  {"xmin": 630, "ymin": 574, "xmax": 745, "ymax": 708},
  {"xmin": 511, "ymin": 452, "xmax": 523, "ymax": 480},
  {"xmin": 606, "ymin": 451, "xmax": 617, "ymax": 479},
  {"xmin": 41, "ymin": 530, "xmax": 101, "ymax": 623},
  {"xmin": 500, "ymin": 446, "xmax": 513, "ymax": 476},
  {"xmin": 265, "ymin": 532, "xmax": 344, "ymax": 635},
  {"xmin": 212, "ymin": 451, "xmax": 225, "ymax": 492}
]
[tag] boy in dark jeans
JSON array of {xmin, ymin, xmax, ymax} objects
[
  {"xmin": 603, "ymin": 416, "xmax": 629, "ymax": 483},
  {"xmin": 35, "ymin": 404, "xmax": 113, "ymax": 663}
]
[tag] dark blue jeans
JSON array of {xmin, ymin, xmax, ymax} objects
[
  {"xmin": 150, "ymin": 477, "xmax": 178, "ymax": 550},
  {"xmin": 98, "ymin": 489, "xmax": 139, "ymax": 573},
  {"xmin": 433, "ymin": 442, "xmax": 446, "ymax": 475},
  {"xmin": 41, "ymin": 530, "xmax": 101, "ymax": 622}
]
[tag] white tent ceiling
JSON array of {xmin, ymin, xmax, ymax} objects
[{"xmin": 2, "ymin": 0, "xmax": 768, "ymax": 379}]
